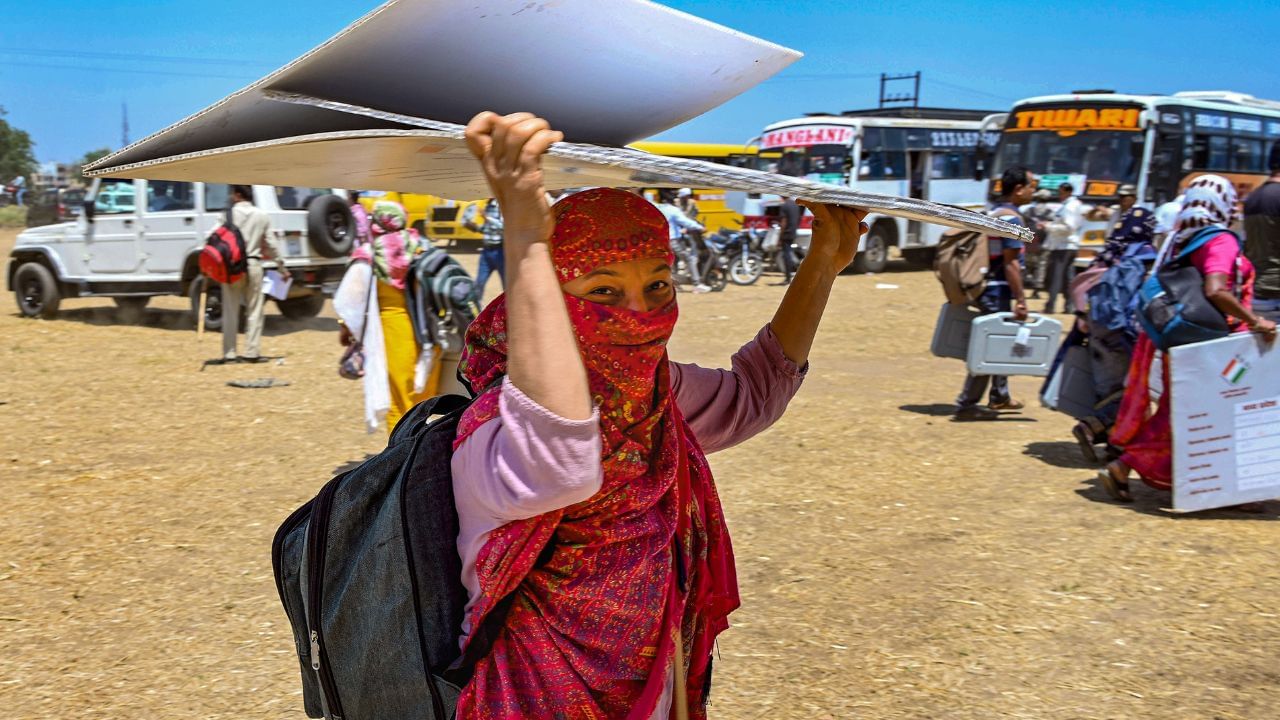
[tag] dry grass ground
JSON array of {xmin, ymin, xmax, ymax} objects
[{"xmin": 2, "ymin": 227, "xmax": 1278, "ymax": 719}]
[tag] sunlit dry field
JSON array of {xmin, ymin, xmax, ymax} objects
[{"xmin": 3, "ymin": 227, "xmax": 1278, "ymax": 719}]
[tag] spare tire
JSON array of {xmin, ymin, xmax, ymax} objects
[{"xmin": 307, "ymin": 195, "xmax": 355, "ymax": 258}]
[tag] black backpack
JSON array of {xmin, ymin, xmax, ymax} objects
[
  {"xmin": 407, "ymin": 248, "xmax": 481, "ymax": 353},
  {"xmin": 272, "ymin": 391, "xmax": 517, "ymax": 719},
  {"xmin": 1136, "ymin": 228, "xmax": 1243, "ymax": 351}
]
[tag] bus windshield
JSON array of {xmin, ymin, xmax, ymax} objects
[
  {"xmin": 759, "ymin": 145, "xmax": 849, "ymax": 183},
  {"xmin": 996, "ymin": 130, "xmax": 1145, "ymax": 185}
]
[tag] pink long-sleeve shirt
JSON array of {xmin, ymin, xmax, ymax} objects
[{"xmin": 451, "ymin": 324, "xmax": 807, "ymax": 617}]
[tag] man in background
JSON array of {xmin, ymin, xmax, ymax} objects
[
  {"xmin": 656, "ymin": 189, "xmax": 709, "ymax": 293},
  {"xmin": 1021, "ymin": 188, "xmax": 1057, "ymax": 299},
  {"xmin": 774, "ymin": 196, "xmax": 802, "ymax": 286},
  {"xmin": 675, "ymin": 188, "xmax": 699, "ymax": 222},
  {"xmin": 224, "ymin": 184, "xmax": 289, "ymax": 362},
  {"xmin": 1244, "ymin": 145, "xmax": 1280, "ymax": 322},
  {"xmin": 464, "ymin": 197, "xmax": 504, "ymax": 303},
  {"xmin": 955, "ymin": 167, "xmax": 1035, "ymax": 421},
  {"xmin": 1043, "ymin": 182, "xmax": 1084, "ymax": 314}
]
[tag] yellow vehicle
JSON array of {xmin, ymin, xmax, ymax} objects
[
  {"xmin": 629, "ymin": 141, "xmax": 764, "ymax": 233},
  {"xmin": 362, "ymin": 141, "xmax": 766, "ymax": 242},
  {"xmin": 357, "ymin": 191, "xmax": 434, "ymax": 235}
]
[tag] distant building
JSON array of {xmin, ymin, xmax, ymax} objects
[{"xmin": 35, "ymin": 162, "xmax": 74, "ymax": 189}]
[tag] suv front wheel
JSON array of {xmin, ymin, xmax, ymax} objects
[{"xmin": 15, "ymin": 262, "xmax": 61, "ymax": 319}]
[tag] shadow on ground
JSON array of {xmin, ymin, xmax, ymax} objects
[
  {"xmin": 1024, "ymin": 440, "xmax": 1098, "ymax": 470},
  {"xmin": 1076, "ymin": 473, "xmax": 1280, "ymax": 521},
  {"xmin": 899, "ymin": 403, "xmax": 1037, "ymax": 422},
  {"xmin": 24, "ymin": 307, "xmax": 338, "ymax": 336}
]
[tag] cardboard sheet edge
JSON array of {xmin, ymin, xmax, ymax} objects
[{"xmin": 87, "ymin": 124, "xmax": 1030, "ymax": 242}]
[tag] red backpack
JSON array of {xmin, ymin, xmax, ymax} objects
[{"xmin": 199, "ymin": 223, "xmax": 248, "ymax": 284}]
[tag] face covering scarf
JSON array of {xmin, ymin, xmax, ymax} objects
[{"xmin": 453, "ymin": 188, "xmax": 739, "ymax": 720}]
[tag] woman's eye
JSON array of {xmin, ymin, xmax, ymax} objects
[
  {"xmin": 589, "ymin": 286, "xmax": 617, "ymax": 296},
  {"xmin": 648, "ymin": 281, "xmax": 671, "ymax": 292}
]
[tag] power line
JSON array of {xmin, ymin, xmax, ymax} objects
[
  {"xmin": 0, "ymin": 59, "xmax": 259, "ymax": 81},
  {"xmin": 0, "ymin": 46, "xmax": 272, "ymax": 68},
  {"xmin": 927, "ymin": 78, "xmax": 1017, "ymax": 103},
  {"xmin": 763, "ymin": 72, "xmax": 880, "ymax": 84}
]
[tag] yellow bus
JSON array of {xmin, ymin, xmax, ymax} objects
[
  {"xmin": 364, "ymin": 141, "xmax": 769, "ymax": 243},
  {"xmin": 629, "ymin": 141, "xmax": 765, "ymax": 233}
]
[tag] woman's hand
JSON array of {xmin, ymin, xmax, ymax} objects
[
  {"xmin": 464, "ymin": 112, "xmax": 564, "ymax": 243},
  {"xmin": 797, "ymin": 202, "xmax": 869, "ymax": 275},
  {"xmin": 338, "ymin": 323, "xmax": 353, "ymax": 347},
  {"xmin": 1250, "ymin": 316, "xmax": 1278, "ymax": 340}
]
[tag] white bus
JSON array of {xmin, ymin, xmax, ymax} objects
[
  {"xmin": 989, "ymin": 90, "xmax": 1280, "ymax": 257},
  {"xmin": 747, "ymin": 108, "xmax": 1000, "ymax": 272}
]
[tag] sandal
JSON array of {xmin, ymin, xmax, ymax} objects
[
  {"xmin": 1072, "ymin": 417, "xmax": 1107, "ymax": 464},
  {"xmin": 1099, "ymin": 461, "xmax": 1133, "ymax": 503}
]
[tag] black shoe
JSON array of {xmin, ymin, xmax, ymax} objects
[
  {"xmin": 770, "ymin": 279, "xmax": 792, "ymax": 286},
  {"xmin": 238, "ymin": 355, "xmax": 269, "ymax": 364}
]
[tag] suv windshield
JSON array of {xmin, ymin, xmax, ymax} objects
[
  {"xmin": 995, "ymin": 130, "xmax": 1145, "ymax": 185},
  {"xmin": 275, "ymin": 186, "xmax": 331, "ymax": 210}
]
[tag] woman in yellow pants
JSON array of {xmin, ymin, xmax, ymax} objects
[{"xmin": 335, "ymin": 201, "xmax": 442, "ymax": 433}]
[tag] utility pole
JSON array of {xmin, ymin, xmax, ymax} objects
[
  {"xmin": 122, "ymin": 102, "xmax": 130, "ymax": 147},
  {"xmin": 879, "ymin": 72, "xmax": 922, "ymax": 108}
]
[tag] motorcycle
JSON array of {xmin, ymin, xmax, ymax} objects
[
  {"xmin": 707, "ymin": 228, "xmax": 765, "ymax": 286},
  {"xmin": 671, "ymin": 231, "xmax": 728, "ymax": 292}
]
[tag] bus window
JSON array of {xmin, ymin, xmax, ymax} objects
[
  {"xmin": 1193, "ymin": 135, "xmax": 1231, "ymax": 171},
  {"xmin": 1232, "ymin": 138, "xmax": 1264, "ymax": 172},
  {"xmin": 860, "ymin": 150, "xmax": 907, "ymax": 179},
  {"xmin": 931, "ymin": 151, "xmax": 973, "ymax": 180}
]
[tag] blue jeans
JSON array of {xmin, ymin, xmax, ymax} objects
[
  {"xmin": 473, "ymin": 246, "xmax": 505, "ymax": 303},
  {"xmin": 1255, "ymin": 297, "xmax": 1280, "ymax": 323},
  {"xmin": 957, "ymin": 285, "xmax": 1012, "ymax": 407}
]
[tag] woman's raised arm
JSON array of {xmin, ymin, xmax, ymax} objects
[
  {"xmin": 769, "ymin": 203, "xmax": 868, "ymax": 366},
  {"xmin": 464, "ymin": 112, "xmax": 592, "ymax": 420}
]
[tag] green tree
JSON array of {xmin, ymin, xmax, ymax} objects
[
  {"xmin": 0, "ymin": 106, "xmax": 37, "ymax": 184},
  {"xmin": 74, "ymin": 147, "xmax": 113, "ymax": 185}
]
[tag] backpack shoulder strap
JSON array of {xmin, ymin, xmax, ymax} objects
[{"xmin": 1174, "ymin": 226, "xmax": 1237, "ymax": 261}]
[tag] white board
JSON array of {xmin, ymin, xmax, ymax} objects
[
  {"xmin": 1169, "ymin": 332, "xmax": 1280, "ymax": 512},
  {"xmin": 83, "ymin": 0, "xmax": 1031, "ymax": 242},
  {"xmin": 86, "ymin": 0, "xmax": 801, "ymax": 171}
]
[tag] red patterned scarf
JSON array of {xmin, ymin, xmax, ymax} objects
[{"xmin": 453, "ymin": 189, "xmax": 739, "ymax": 719}]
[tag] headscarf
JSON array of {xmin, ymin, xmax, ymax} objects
[
  {"xmin": 1096, "ymin": 205, "xmax": 1158, "ymax": 266},
  {"xmin": 349, "ymin": 200, "xmax": 422, "ymax": 289},
  {"xmin": 454, "ymin": 188, "xmax": 737, "ymax": 720},
  {"xmin": 1169, "ymin": 174, "xmax": 1239, "ymax": 248}
]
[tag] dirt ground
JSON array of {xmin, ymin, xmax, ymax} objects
[{"xmin": 3, "ymin": 227, "xmax": 1279, "ymax": 720}]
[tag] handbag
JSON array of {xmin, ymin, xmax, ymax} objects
[
  {"xmin": 761, "ymin": 225, "xmax": 781, "ymax": 252},
  {"xmin": 339, "ymin": 273, "xmax": 375, "ymax": 380}
]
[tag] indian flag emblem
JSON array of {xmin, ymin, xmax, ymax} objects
[{"xmin": 1221, "ymin": 355, "xmax": 1250, "ymax": 385}]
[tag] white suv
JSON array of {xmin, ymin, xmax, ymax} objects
[{"xmin": 8, "ymin": 180, "xmax": 356, "ymax": 328}]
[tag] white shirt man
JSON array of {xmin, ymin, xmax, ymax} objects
[{"xmin": 1045, "ymin": 186, "xmax": 1085, "ymax": 251}]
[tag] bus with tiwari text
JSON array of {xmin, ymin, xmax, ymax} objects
[
  {"xmin": 990, "ymin": 90, "xmax": 1280, "ymax": 256},
  {"xmin": 751, "ymin": 107, "xmax": 1000, "ymax": 272}
]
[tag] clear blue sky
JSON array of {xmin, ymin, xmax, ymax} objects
[{"xmin": 2, "ymin": 0, "xmax": 1277, "ymax": 163}]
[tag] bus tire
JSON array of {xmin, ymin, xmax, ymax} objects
[{"xmin": 852, "ymin": 226, "xmax": 890, "ymax": 274}]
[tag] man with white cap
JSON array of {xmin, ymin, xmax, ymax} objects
[{"xmin": 675, "ymin": 187, "xmax": 699, "ymax": 222}]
